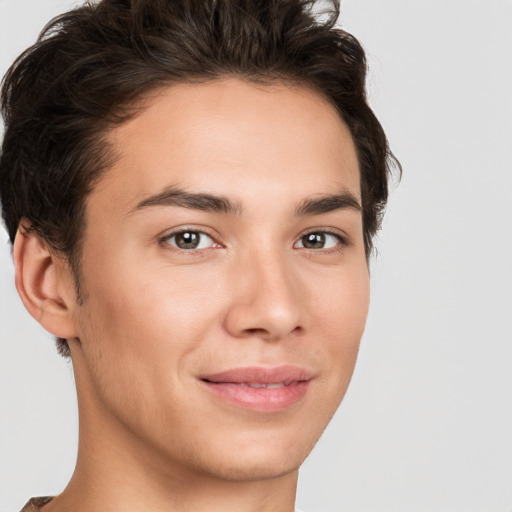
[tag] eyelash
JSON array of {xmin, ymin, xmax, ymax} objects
[
  {"xmin": 296, "ymin": 229, "xmax": 349, "ymax": 254},
  {"xmin": 159, "ymin": 227, "xmax": 349, "ymax": 254},
  {"xmin": 159, "ymin": 228, "xmax": 219, "ymax": 254}
]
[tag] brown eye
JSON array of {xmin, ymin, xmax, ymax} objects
[
  {"xmin": 294, "ymin": 231, "xmax": 342, "ymax": 250},
  {"xmin": 301, "ymin": 233, "xmax": 326, "ymax": 249},
  {"xmin": 165, "ymin": 231, "xmax": 215, "ymax": 250}
]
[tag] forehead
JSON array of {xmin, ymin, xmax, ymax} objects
[{"xmin": 93, "ymin": 78, "xmax": 360, "ymax": 213}]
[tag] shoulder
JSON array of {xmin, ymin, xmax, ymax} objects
[{"xmin": 19, "ymin": 497, "xmax": 53, "ymax": 512}]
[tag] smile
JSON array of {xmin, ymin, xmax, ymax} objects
[{"xmin": 199, "ymin": 366, "xmax": 313, "ymax": 413}]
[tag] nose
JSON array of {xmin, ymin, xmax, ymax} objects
[{"xmin": 223, "ymin": 251, "xmax": 304, "ymax": 341}]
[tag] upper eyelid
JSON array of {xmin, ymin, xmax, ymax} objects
[
  {"xmin": 301, "ymin": 227, "xmax": 344, "ymax": 236},
  {"xmin": 298, "ymin": 227, "xmax": 349, "ymax": 242},
  {"xmin": 295, "ymin": 231, "xmax": 346, "ymax": 246},
  {"xmin": 160, "ymin": 226, "xmax": 219, "ymax": 241}
]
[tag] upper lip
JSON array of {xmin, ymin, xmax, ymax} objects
[{"xmin": 200, "ymin": 365, "xmax": 314, "ymax": 384}]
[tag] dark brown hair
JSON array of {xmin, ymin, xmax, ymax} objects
[{"xmin": 0, "ymin": 0, "xmax": 399, "ymax": 356}]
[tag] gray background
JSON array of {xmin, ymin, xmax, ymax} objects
[{"xmin": 1, "ymin": 1, "xmax": 511, "ymax": 511}]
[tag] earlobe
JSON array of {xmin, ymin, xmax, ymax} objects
[{"xmin": 13, "ymin": 224, "xmax": 79, "ymax": 339}]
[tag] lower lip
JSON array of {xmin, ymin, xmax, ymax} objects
[{"xmin": 200, "ymin": 380, "xmax": 311, "ymax": 413}]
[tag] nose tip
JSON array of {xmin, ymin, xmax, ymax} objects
[{"xmin": 223, "ymin": 258, "xmax": 304, "ymax": 341}]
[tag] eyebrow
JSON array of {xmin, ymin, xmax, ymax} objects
[
  {"xmin": 129, "ymin": 185, "xmax": 361, "ymax": 217},
  {"xmin": 130, "ymin": 186, "xmax": 241, "ymax": 216},
  {"xmin": 295, "ymin": 190, "xmax": 361, "ymax": 216}
]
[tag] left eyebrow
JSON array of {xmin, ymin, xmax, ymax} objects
[
  {"xmin": 295, "ymin": 191, "xmax": 362, "ymax": 217},
  {"xmin": 128, "ymin": 186, "xmax": 241, "ymax": 216}
]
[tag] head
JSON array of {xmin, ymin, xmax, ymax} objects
[{"xmin": 0, "ymin": 0, "xmax": 398, "ymax": 485}]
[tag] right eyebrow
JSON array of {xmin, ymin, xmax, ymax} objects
[
  {"xmin": 128, "ymin": 186, "xmax": 242, "ymax": 216},
  {"xmin": 294, "ymin": 190, "xmax": 362, "ymax": 217}
]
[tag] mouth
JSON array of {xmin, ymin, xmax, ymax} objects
[{"xmin": 199, "ymin": 365, "xmax": 313, "ymax": 413}]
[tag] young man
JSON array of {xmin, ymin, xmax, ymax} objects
[{"xmin": 0, "ymin": 0, "xmax": 398, "ymax": 510}]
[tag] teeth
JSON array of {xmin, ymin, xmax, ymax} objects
[{"xmin": 240, "ymin": 382, "xmax": 286, "ymax": 388}]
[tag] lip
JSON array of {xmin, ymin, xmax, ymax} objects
[{"xmin": 199, "ymin": 365, "xmax": 314, "ymax": 413}]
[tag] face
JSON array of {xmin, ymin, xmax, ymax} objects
[{"xmin": 69, "ymin": 78, "xmax": 369, "ymax": 482}]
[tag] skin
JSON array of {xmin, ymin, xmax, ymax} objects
[{"xmin": 14, "ymin": 78, "xmax": 370, "ymax": 512}]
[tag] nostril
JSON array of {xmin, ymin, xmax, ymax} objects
[{"xmin": 245, "ymin": 327, "xmax": 269, "ymax": 335}]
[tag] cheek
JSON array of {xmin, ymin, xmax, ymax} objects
[
  {"xmin": 310, "ymin": 263, "xmax": 370, "ymax": 385},
  {"xmin": 314, "ymin": 257, "xmax": 369, "ymax": 332},
  {"xmin": 75, "ymin": 251, "xmax": 228, "ymax": 384},
  {"xmin": 323, "ymin": 276, "xmax": 369, "ymax": 340},
  {"xmin": 73, "ymin": 257, "xmax": 221, "ymax": 432}
]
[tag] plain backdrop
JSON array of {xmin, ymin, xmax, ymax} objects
[{"xmin": 1, "ymin": 1, "xmax": 511, "ymax": 511}]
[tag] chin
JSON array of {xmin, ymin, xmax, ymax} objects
[
  {"xmin": 188, "ymin": 427, "xmax": 322, "ymax": 483},
  {"xmin": 196, "ymin": 452, "xmax": 305, "ymax": 483}
]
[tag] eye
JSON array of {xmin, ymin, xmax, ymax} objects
[
  {"xmin": 294, "ymin": 231, "xmax": 344, "ymax": 250},
  {"xmin": 163, "ymin": 230, "xmax": 216, "ymax": 250}
]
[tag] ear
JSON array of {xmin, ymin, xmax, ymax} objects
[{"xmin": 13, "ymin": 224, "xmax": 79, "ymax": 339}]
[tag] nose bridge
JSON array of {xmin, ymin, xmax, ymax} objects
[
  {"xmin": 225, "ymin": 244, "xmax": 304, "ymax": 340},
  {"xmin": 253, "ymin": 247, "xmax": 299, "ymax": 310}
]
